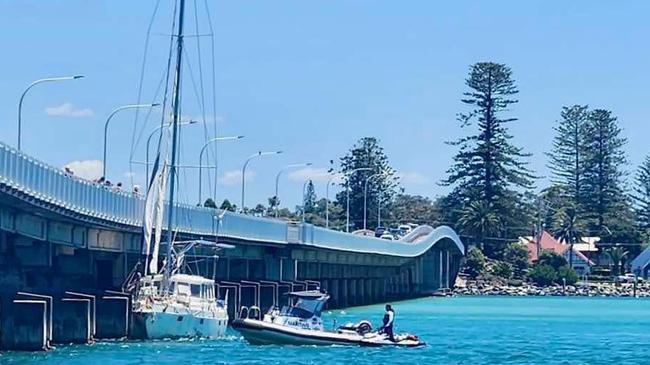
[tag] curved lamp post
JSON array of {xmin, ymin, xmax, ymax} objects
[
  {"xmin": 18, "ymin": 75, "xmax": 84, "ymax": 150},
  {"xmin": 363, "ymin": 171, "xmax": 392, "ymax": 230},
  {"xmin": 325, "ymin": 173, "xmax": 341, "ymax": 229},
  {"xmin": 103, "ymin": 103, "xmax": 159, "ymax": 178},
  {"xmin": 274, "ymin": 162, "xmax": 312, "ymax": 217},
  {"xmin": 345, "ymin": 167, "xmax": 373, "ymax": 232},
  {"xmin": 198, "ymin": 135, "xmax": 244, "ymax": 205},
  {"xmin": 145, "ymin": 120, "xmax": 198, "ymax": 180},
  {"xmin": 241, "ymin": 150, "xmax": 282, "ymax": 212}
]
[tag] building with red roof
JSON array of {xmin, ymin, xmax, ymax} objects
[{"xmin": 520, "ymin": 231, "xmax": 594, "ymax": 275}]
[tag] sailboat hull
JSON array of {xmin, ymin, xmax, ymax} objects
[{"xmin": 132, "ymin": 303, "xmax": 228, "ymax": 339}]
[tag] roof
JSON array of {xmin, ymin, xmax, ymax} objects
[
  {"xmin": 523, "ymin": 231, "xmax": 595, "ymax": 266},
  {"xmin": 560, "ymin": 236, "xmax": 600, "ymax": 253},
  {"xmin": 284, "ymin": 290, "xmax": 329, "ymax": 300},
  {"xmin": 170, "ymin": 274, "xmax": 214, "ymax": 285}
]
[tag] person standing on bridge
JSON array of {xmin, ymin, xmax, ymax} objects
[{"xmin": 380, "ymin": 304, "xmax": 395, "ymax": 342}]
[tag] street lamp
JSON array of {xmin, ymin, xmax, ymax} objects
[
  {"xmin": 345, "ymin": 167, "xmax": 373, "ymax": 232},
  {"xmin": 363, "ymin": 171, "xmax": 391, "ymax": 230},
  {"xmin": 325, "ymin": 173, "xmax": 341, "ymax": 229},
  {"xmin": 17, "ymin": 75, "xmax": 84, "ymax": 150},
  {"xmin": 145, "ymin": 120, "xmax": 198, "ymax": 180},
  {"xmin": 103, "ymin": 103, "xmax": 159, "ymax": 178},
  {"xmin": 274, "ymin": 162, "xmax": 312, "ymax": 217},
  {"xmin": 198, "ymin": 135, "xmax": 244, "ymax": 205},
  {"xmin": 241, "ymin": 150, "xmax": 282, "ymax": 212}
]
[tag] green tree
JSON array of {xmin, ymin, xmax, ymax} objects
[
  {"xmin": 251, "ymin": 203, "xmax": 266, "ymax": 216},
  {"xmin": 387, "ymin": 194, "xmax": 439, "ymax": 226},
  {"xmin": 268, "ymin": 196, "xmax": 280, "ymax": 216},
  {"xmin": 203, "ymin": 198, "xmax": 217, "ymax": 209},
  {"xmin": 553, "ymin": 205, "xmax": 584, "ymax": 268},
  {"xmin": 582, "ymin": 109, "xmax": 627, "ymax": 235},
  {"xmin": 464, "ymin": 247, "xmax": 486, "ymax": 279},
  {"xmin": 503, "ymin": 242, "xmax": 529, "ymax": 277},
  {"xmin": 557, "ymin": 265, "xmax": 579, "ymax": 285},
  {"xmin": 458, "ymin": 201, "xmax": 501, "ymax": 256},
  {"xmin": 220, "ymin": 199, "xmax": 236, "ymax": 212},
  {"xmin": 547, "ymin": 105, "xmax": 589, "ymax": 211},
  {"xmin": 528, "ymin": 265, "xmax": 558, "ymax": 286},
  {"xmin": 538, "ymin": 185, "xmax": 571, "ymax": 233},
  {"xmin": 303, "ymin": 180, "xmax": 317, "ymax": 214},
  {"xmin": 491, "ymin": 261, "xmax": 512, "ymax": 279},
  {"xmin": 537, "ymin": 250, "xmax": 567, "ymax": 271},
  {"xmin": 336, "ymin": 137, "xmax": 398, "ymax": 231},
  {"xmin": 442, "ymin": 62, "xmax": 534, "ymax": 252},
  {"xmin": 607, "ymin": 246, "xmax": 629, "ymax": 276},
  {"xmin": 632, "ymin": 155, "xmax": 650, "ymax": 231}
]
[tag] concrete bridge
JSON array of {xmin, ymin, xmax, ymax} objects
[{"xmin": 0, "ymin": 141, "xmax": 464, "ymax": 349}]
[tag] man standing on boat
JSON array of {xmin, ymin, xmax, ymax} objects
[{"xmin": 380, "ymin": 304, "xmax": 395, "ymax": 342}]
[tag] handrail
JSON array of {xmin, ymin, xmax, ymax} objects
[{"xmin": 0, "ymin": 140, "xmax": 464, "ymax": 258}]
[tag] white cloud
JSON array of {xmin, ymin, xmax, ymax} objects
[
  {"xmin": 397, "ymin": 172, "xmax": 429, "ymax": 184},
  {"xmin": 218, "ymin": 169, "xmax": 255, "ymax": 186},
  {"xmin": 45, "ymin": 102, "xmax": 94, "ymax": 118},
  {"xmin": 64, "ymin": 160, "xmax": 103, "ymax": 180},
  {"xmin": 288, "ymin": 167, "xmax": 334, "ymax": 183}
]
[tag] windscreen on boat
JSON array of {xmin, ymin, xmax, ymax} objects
[{"xmin": 294, "ymin": 298, "xmax": 325, "ymax": 318}]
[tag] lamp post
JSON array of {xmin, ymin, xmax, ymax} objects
[
  {"xmin": 145, "ymin": 120, "xmax": 198, "ymax": 180},
  {"xmin": 198, "ymin": 135, "xmax": 244, "ymax": 205},
  {"xmin": 103, "ymin": 103, "xmax": 159, "ymax": 178},
  {"xmin": 363, "ymin": 171, "xmax": 390, "ymax": 231},
  {"xmin": 241, "ymin": 150, "xmax": 282, "ymax": 212},
  {"xmin": 325, "ymin": 173, "xmax": 341, "ymax": 229},
  {"xmin": 18, "ymin": 75, "xmax": 84, "ymax": 150},
  {"xmin": 345, "ymin": 167, "xmax": 373, "ymax": 232},
  {"xmin": 274, "ymin": 162, "xmax": 312, "ymax": 217}
]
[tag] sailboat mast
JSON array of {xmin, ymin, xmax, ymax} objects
[{"xmin": 164, "ymin": 0, "xmax": 186, "ymax": 285}]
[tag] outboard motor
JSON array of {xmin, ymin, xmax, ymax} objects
[{"xmin": 338, "ymin": 320, "xmax": 373, "ymax": 335}]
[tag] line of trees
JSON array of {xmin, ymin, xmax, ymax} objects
[
  {"xmin": 203, "ymin": 60, "xmax": 650, "ymax": 272},
  {"xmin": 442, "ymin": 61, "xmax": 649, "ymax": 265}
]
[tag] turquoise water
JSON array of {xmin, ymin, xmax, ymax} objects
[{"xmin": 2, "ymin": 296, "xmax": 650, "ymax": 364}]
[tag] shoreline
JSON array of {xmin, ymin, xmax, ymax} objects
[{"xmin": 455, "ymin": 281, "xmax": 650, "ymax": 298}]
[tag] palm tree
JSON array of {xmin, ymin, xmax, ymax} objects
[
  {"xmin": 553, "ymin": 206, "xmax": 583, "ymax": 269},
  {"xmin": 607, "ymin": 246, "xmax": 629, "ymax": 276},
  {"xmin": 458, "ymin": 201, "xmax": 501, "ymax": 253}
]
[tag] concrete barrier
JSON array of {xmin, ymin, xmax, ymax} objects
[
  {"xmin": 65, "ymin": 291, "xmax": 96, "ymax": 338},
  {"xmin": 96, "ymin": 296, "xmax": 129, "ymax": 339},
  {"xmin": 0, "ymin": 300, "xmax": 49, "ymax": 351},
  {"xmin": 53, "ymin": 298, "xmax": 91, "ymax": 344}
]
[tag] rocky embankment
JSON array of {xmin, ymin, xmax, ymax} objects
[{"xmin": 455, "ymin": 280, "xmax": 650, "ymax": 297}]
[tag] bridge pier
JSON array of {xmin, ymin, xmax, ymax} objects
[{"xmin": 53, "ymin": 298, "xmax": 91, "ymax": 344}]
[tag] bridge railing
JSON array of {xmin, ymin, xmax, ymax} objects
[
  {"xmin": 0, "ymin": 143, "xmax": 143, "ymax": 225},
  {"xmin": 0, "ymin": 141, "xmax": 463, "ymax": 256},
  {"xmin": 0, "ymin": 142, "xmax": 289, "ymax": 243}
]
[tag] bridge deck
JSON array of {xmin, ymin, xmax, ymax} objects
[{"xmin": 0, "ymin": 141, "xmax": 463, "ymax": 257}]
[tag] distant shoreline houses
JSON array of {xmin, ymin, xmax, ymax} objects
[{"xmin": 517, "ymin": 231, "xmax": 595, "ymax": 275}]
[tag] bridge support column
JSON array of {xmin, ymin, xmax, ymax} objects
[
  {"xmin": 53, "ymin": 298, "xmax": 91, "ymax": 344},
  {"xmin": 329, "ymin": 279, "xmax": 339, "ymax": 308},
  {"xmin": 340, "ymin": 279, "xmax": 349, "ymax": 308},
  {"xmin": 280, "ymin": 258, "xmax": 296, "ymax": 282},
  {"xmin": 1, "ymin": 299, "xmax": 49, "ymax": 351},
  {"xmin": 357, "ymin": 279, "xmax": 364, "ymax": 306},
  {"xmin": 365, "ymin": 278, "xmax": 373, "ymax": 304},
  {"xmin": 348, "ymin": 279, "xmax": 357, "ymax": 307},
  {"xmin": 264, "ymin": 256, "xmax": 281, "ymax": 281}
]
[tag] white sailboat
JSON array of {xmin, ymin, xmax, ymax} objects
[{"xmin": 129, "ymin": 0, "xmax": 229, "ymax": 340}]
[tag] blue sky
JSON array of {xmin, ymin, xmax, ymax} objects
[{"xmin": 1, "ymin": 1, "xmax": 649, "ymax": 209}]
